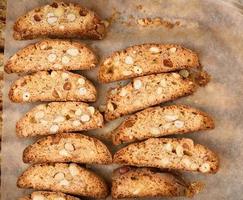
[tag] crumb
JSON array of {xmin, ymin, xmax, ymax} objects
[{"xmin": 137, "ymin": 17, "xmax": 181, "ymax": 29}]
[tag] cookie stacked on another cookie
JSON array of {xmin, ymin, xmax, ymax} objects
[
  {"xmin": 99, "ymin": 43, "xmax": 219, "ymax": 198},
  {"xmin": 6, "ymin": 1, "xmax": 111, "ymax": 199}
]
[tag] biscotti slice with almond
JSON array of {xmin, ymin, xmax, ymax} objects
[
  {"xmin": 23, "ymin": 133, "xmax": 112, "ymax": 164},
  {"xmin": 99, "ymin": 44, "xmax": 199, "ymax": 83},
  {"xmin": 5, "ymin": 39, "xmax": 97, "ymax": 73},
  {"xmin": 17, "ymin": 163, "xmax": 109, "ymax": 198},
  {"xmin": 13, "ymin": 1, "xmax": 105, "ymax": 40},
  {"xmin": 112, "ymin": 104, "xmax": 214, "ymax": 145},
  {"xmin": 9, "ymin": 71, "xmax": 97, "ymax": 103},
  {"xmin": 112, "ymin": 167, "xmax": 203, "ymax": 199},
  {"xmin": 113, "ymin": 138, "xmax": 219, "ymax": 173},
  {"xmin": 16, "ymin": 102, "xmax": 103, "ymax": 137},
  {"xmin": 105, "ymin": 72, "xmax": 198, "ymax": 121},
  {"xmin": 19, "ymin": 191, "xmax": 80, "ymax": 200}
]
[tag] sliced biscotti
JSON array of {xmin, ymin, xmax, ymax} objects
[
  {"xmin": 112, "ymin": 167, "xmax": 203, "ymax": 198},
  {"xmin": 16, "ymin": 102, "xmax": 103, "ymax": 137},
  {"xmin": 17, "ymin": 163, "xmax": 109, "ymax": 198},
  {"xmin": 99, "ymin": 44, "xmax": 199, "ymax": 83},
  {"xmin": 19, "ymin": 191, "xmax": 80, "ymax": 200},
  {"xmin": 112, "ymin": 105, "xmax": 214, "ymax": 145},
  {"xmin": 105, "ymin": 72, "xmax": 197, "ymax": 121},
  {"xmin": 23, "ymin": 133, "xmax": 112, "ymax": 164},
  {"xmin": 5, "ymin": 39, "xmax": 97, "ymax": 73},
  {"xmin": 9, "ymin": 71, "xmax": 97, "ymax": 103},
  {"xmin": 113, "ymin": 138, "xmax": 219, "ymax": 173},
  {"xmin": 13, "ymin": 1, "xmax": 105, "ymax": 40}
]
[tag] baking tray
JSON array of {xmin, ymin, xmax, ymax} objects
[{"xmin": 2, "ymin": 0, "xmax": 243, "ymax": 199}]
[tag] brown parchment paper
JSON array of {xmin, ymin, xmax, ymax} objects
[{"xmin": 2, "ymin": 0, "xmax": 243, "ymax": 199}]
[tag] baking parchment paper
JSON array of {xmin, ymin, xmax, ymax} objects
[{"xmin": 2, "ymin": 0, "xmax": 243, "ymax": 199}]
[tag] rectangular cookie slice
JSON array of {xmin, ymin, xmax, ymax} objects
[
  {"xmin": 9, "ymin": 71, "xmax": 97, "ymax": 103},
  {"xmin": 13, "ymin": 1, "xmax": 106, "ymax": 40},
  {"xmin": 16, "ymin": 102, "xmax": 103, "ymax": 137},
  {"xmin": 113, "ymin": 138, "xmax": 219, "ymax": 173},
  {"xmin": 104, "ymin": 72, "xmax": 198, "ymax": 121},
  {"xmin": 5, "ymin": 39, "xmax": 97, "ymax": 73},
  {"xmin": 112, "ymin": 167, "xmax": 203, "ymax": 199},
  {"xmin": 112, "ymin": 104, "xmax": 214, "ymax": 145},
  {"xmin": 23, "ymin": 133, "xmax": 112, "ymax": 164},
  {"xmin": 99, "ymin": 43, "xmax": 199, "ymax": 83},
  {"xmin": 19, "ymin": 191, "xmax": 80, "ymax": 200},
  {"xmin": 17, "ymin": 163, "xmax": 109, "ymax": 198}
]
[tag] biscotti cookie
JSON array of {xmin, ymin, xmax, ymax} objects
[
  {"xmin": 112, "ymin": 167, "xmax": 203, "ymax": 198},
  {"xmin": 5, "ymin": 39, "xmax": 97, "ymax": 73},
  {"xmin": 9, "ymin": 71, "xmax": 97, "ymax": 103},
  {"xmin": 0, "ymin": 0, "xmax": 6, "ymax": 49},
  {"xmin": 17, "ymin": 163, "xmax": 109, "ymax": 198},
  {"xmin": 113, "ymin": 138, "xmax": 219, "ymax": 173},
  {"xmin": 16, "ymin": 102, "xmax": 103, "ymax": 137},
  {"xmin": 19, "ymin": 191, "xmax": 80, "ymax": 200},
  {"xmin": 13, "ymin": 1, "xmax": 105, "ymax": 40},
  {"xmin": 105, "ymin": 72, "xmax": 198, "ymax": 121},
  {"xmin": 23, "ymin": 133, "xmax": 112, "ymax": 164},
  {"xmin": 112, "ymin": 104, "xmax": 214, "ymax": 145},
  {"xmin": 99, "ymin": 44, "xmax": 199, "ymax": 83}
]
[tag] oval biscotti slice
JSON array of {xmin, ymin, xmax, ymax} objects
[
  {"xmin": 5, "ymin": 39, "xmax": 97, "ymax": 73},
  {"xmin": 23, "ymin": 133, "xmax": 112, "ymax": 164},
  {"xmin": 17, "ymin": 163, "xmax": 109, "ymax": 198},
  {"xmin": 19, "ymin": 191, "xmax": 80, "ymax": 200},
  {"xmin": 9, "ymin": 71, "xmax": 97, "ymax": 103},
  {"xmin": 16, "ymin": 102, "xmax": 103, "ymax": 137},
  {"xmin": 112, "ymin": 105, "xmax": 214, "ymax": 145},
  {"xmin": 112, "ymin": 167, "xmax": 203, "ymax": 199},
  {"xmin": 99, "ymin": 44, "xmax": 199, "ymax": 83},
  {"xmin": 104, "ymin": 72, "xmax": 197, "ymax": 121},
  {"xmin": 13, "ymin": 1, "xmax": 105, "ymax": 40},
  {"xmin": 113, "ymin": 138, "xmax": 219, "ymax": 173}
]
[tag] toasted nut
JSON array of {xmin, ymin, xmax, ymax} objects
[
  {"xmin": 59, "ymin": 149, "xmax": 69, "ymax": 156},
  {"xmin": 53, "ymin": 115, "xmax": 65, "ymax": 123},
  {"xmin": 169, "ymin": 47, "xmax": 177, "ymax": 53},
  {"xmin": 75, "ymin": 109, "xmax": 82, "ymax": 116},
  {"xmin": 48, "ymin": 53, "xmax": 57, "ymax": 62},
  {"xmin": 80, "ymin": 114, "xmax": 90, "ymax": 122},
  {"xmin": 176, "ymin": 145, "xmax": 184, "ymax": 157},
  {"xmin": 72, "ymin": 120, "xmax": 81, "ymax": 127},
  {"xmin": 150, "ymin": 127, "xmax": 160, "ymax": 135},
  {"xmin": 174, "ymin": 120, "xmax": 184, "ymax": 128},
  {"xmin": 123, "ymin": 70, "xmax": 133, "ymax": 76},
  {"xmin": 133, "ymin": 79, "xmax": 143, "ymax": 90},
  {"xmin": 182, "ymin": 158, "xmax": 191, "ymax": 168},
  {"xmin": 165, "ymin": 114, "xmax": 178, "ymax": 122},
  {"xmin": 54, "ymin": 172, "xmax": 65, "ymax": 181},
  {"xmin": 119, "ymin": 167, "xmax": 130, "ymax": 174},
  {"xmin": 124, "ymin": 56, "xmax": 134, "ymax": 65},
  {"xmin": 163, "ymin": 59, "xmax": 173, "ymax": 67},
  {"xmin": 107, "ymin": 102, "xmax": 114, "ymax": 111},
  {"xmin": 78, "ymin": 78, "xmax": 85, "ymax": 85},
  {"xmin": 172, "ymin": 73, "xmax": 181, "ymax": 79},
  {"xmin": 62, "ymin": 55, "xmax": 70, "ymax": 65},
  {"xmin": 160, "ymin": 157, "xmax": 170, "ymax": 165},
  {"xmin": 99, "ymin": 104, "xmax": 106, "ymax": 112},
  {"xmin": 69, "ymin": 163, "xmax": 79, "ymax": 176},
  {"xmin": 33, "ymin": 14, "xmax": 42, "ymax": 22},
  {"xmin": 32, "ymin": 194, "xmax": 45, "ymax": 200},
  {"xmin": 179, "ymin": 69, "xmax": 190, "ymax": 78},
  {"xmin": 67, "ymin": 13, "xmax": 76, "ymax": 22},
  {"xmin": 199, "ymin": 163, "xmax": 210, "ymax": 173},
  {"xmin": 67, "ymin": 48, "xmax": 79, "ymax": 56},
  {"xmin": 47, "ymin": 12, "xmax": 55, "ymax": 18},
  {"xmin": 35, "ymin": 111, "xmax": 44, "ymax": 120},
  {"xmin": 61, "ymin": 107, "xmax": 69, "ymax": 115},
  {"xmin": 79, "ymin": 87, "xmax": 87, "ymax": 95},
  {"xmin": 54, "ymin": 7, "xmax": 64, "ymax": 16},
  {"xmin": 163, "ymin": 123, "xmax": 171, "ymax": 129},
  {"xmin": 88, "ymin": 106, "xmax": 95, "ymax": 115},
  {"xmin": 22, "ymin": 92, "xmax": 30, "ymax": 101},
  {"xmin": 53, "ymin": 63, "xmax": 62, "ymax": 69},
  {"xmin": 63, "ymin": 82, "xmax": 72, "ymax": 90},
  {"xmin": 160, "ymin": 79, "xmax": 167, "ymax": 87},
  {"xmin": 149, "ymin": 46, "xmax": 160, "ymax": 53},
  {"xmin": 50, "ymin": 124, "xmax": 59, "ymax": 133},
  {"xmin": 133, "ymin": 66, "xmax": 143, "ymax": 74},
  {"xmin": 64, "ymin": 143, "xmax": 75, "ymax": 151},
  {"xmin": 59, "ymin": 179, "xmax": 70, "ymax": 186},
  {"xmin": 61, "ymin": 72, "xmax": 69, "ymax": 80},
  {"xmin": 47, "ymin": 16, "xmax": 58, "ymax": 25},
  {"xmin": 164, "ymin": 143, "xmax": 173, "ymax": 152},
  {"xmin": 156, "ymin": 87, "xmax": 162, "ymax": 94}
]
